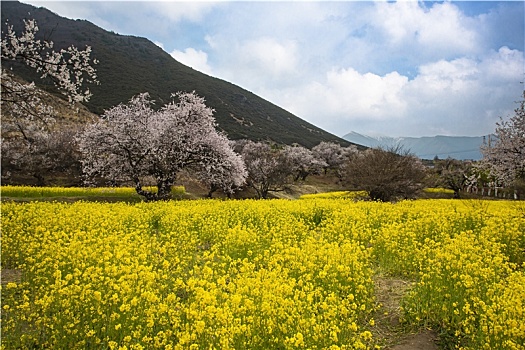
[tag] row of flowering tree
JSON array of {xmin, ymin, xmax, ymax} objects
[
  {"xmin": 1, "ymin": 18, "xmax": 354, "ymax": 200},
  {"xmin": 76, "ymin": 91, "xmax": 358, "ymax": 200},
  {"xmin": 233, "ymin": 140, "xmax": 357, "ymax": 199}
]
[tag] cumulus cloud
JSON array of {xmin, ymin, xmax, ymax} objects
[
  {"xmin": 305, "ymin": 69, "xmax": 406, "ymax": 119},
  {"xmin": 373, "ymin": 1, "xmax": 480, "ymax": 60},
  {"xmin": 266, "ymin": 41, "xmax": 523, "ymax": 137},
  {"xmin": 481, "ymin": 46, "xmax": 525, "ymax": 81},
  {"xmin": 204, "ymin": 2, "xmax": 524, "ymax": 136},
  {"xmin": 240, "ymin": 38, "xmax": 298, "ymax": 76},
  {"xmin": 170, "ymin": 48, "xmax": 213, "ymax": 76},
  {"xmin": 148, "ymin": 2, "xmax": 217, "ymax": 23},
  {"xmin": 221, "ymin": 37, "xmax": 301, "ymax": 89},
  {"xmin": 411, "ymin": 58, "xmax": 480, "ymax": 95},
  {"xmin": 22, "ymin": 1, "xmax": 524, "ymax": 137}
]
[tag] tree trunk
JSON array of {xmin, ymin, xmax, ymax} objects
[
  {"xmin": 157, "ymin": 179, "xmax": 174, "ymax": 200},
  {"xmin": 33, "ymin": 172, "xmax": 46, "ymax": 186},
  {"xmin": 135, "ymin": 184, "xmax": 157, "ymax": 201},
  {"xmin": 300, "ymin": 171, "xmax": 309, "ymax": 181},
  {"xmin": 133, "ymin": 176, "xmax": 174, "ymax": 201},
  {"xmin": 207, "ymin": 184, "xmax": 219, "ymax": 198}
]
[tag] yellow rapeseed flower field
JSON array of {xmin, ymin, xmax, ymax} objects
[{"xmin": 1, "ymin": 194, "xmax": 524, "ymax": 349}]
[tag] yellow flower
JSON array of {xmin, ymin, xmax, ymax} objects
[
  {"xmin": 195, "ymin": 320, "xmax": 205, "ymax": 334},
  {"xmin": 294, "ymin": 332, "xmax": 304, "ymax": 347},
  {"xmin": 93, "ymin": 291, "xmax": 102, "ymax": 302}
]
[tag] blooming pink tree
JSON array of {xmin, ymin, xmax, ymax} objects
[
  {"xmin": 77, "ymin": 92, "xmax": 246, "ymax": 200},
  {"xmin": 194, "ymin": 140, "xmax": 247, "ymax": 198},
  {"xmin": 1, "ymin": 18, "xmax": 98, "ymax": 184},
  {"xmin": 239, "ymin": 141, "xmax": 294, "ymax": 199},
  {"xmin": 1, "ymin": 19, "xmax": 98, "ymax": 127},
  {"xmin": 282, "ymin": 145, "xmax": 326, "ymax": 181},
  {"xmin": 312, "ymin": 142, "xmax": 358, "ymax": 176},
  {"xmin": 481, "ymin": 91, "xmax": 525, "ymax": 193}
]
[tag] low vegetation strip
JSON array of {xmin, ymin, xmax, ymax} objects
[
  {"xmin": 0, "ymin": 185, "xmax": 185, "ymax": 199},
  {"xmin": 299, "ymin": 191, "xmax": 368, "ymax": 200},
  {"xmin": 1, "ymin": 198, "xmax": 524, "ymax": 349},
  {"xmin": 422, "ymin": 188, "xmax": 455, "ymax": 194}
]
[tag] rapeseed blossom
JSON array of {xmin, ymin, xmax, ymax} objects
[{"xmin": 1, "ymin": 197, "xmax": 523, "ymax": 349}]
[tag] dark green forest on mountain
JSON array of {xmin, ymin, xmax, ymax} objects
[{"xmin": 1, "ymin": 1, "xmax": 353, "ymax": 148}]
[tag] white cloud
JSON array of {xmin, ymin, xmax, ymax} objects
[
  {"xmin": 389, "ymin": 50, "xmax": 522, "ymax": 136},
  {"xmin": 238, "ymin": 37, "xmax": 299, "ymax": 79},
  {"xmin": 170, "ymin": 48, "xmax": 212, "ymax": 76},
  {"xmin": 419, "ymin": 3, "xmax": 478, "ymax": 53},
  {"xmin": 268, "ymin": 68, "xmax": 409, "ymax": 134},
  {"xmin": 412, "ymin": 58, "xmax": 480, "ymax": 94},
  {"xmin": 20, "ymin": 1, "xmax": 525, "ymax": 138},
  {"xmin": 481, "ymin": 46, "xmax": 524, "ymax": 81},
  {"xmin": 200, "ymin": 2, "xmax": 361, "ymax": 89},
  {"xmin": 148, "ymin": 2, "xmax": 218, "ymax": 23},
  {"xmin": 205, "ymin": 36, "xmax": 303, "ymax": 93},
  {"xmin": 373, "ymin": 1, "xmax": 480, "ymax": 59},
  {"xmin": 267, "ymin": 43, "xmax": 523, "ymax": 137},
  {"xmin": 322, "ymin": 68, "xmax": 409, "ymax": 118}
]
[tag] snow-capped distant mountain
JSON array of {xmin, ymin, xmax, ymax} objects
[{"xmin": 342, "ymin": 131, "xmax": 487, "ymax": 160}]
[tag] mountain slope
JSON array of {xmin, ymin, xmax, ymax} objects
[
  {"xmin": 343, "ymin": 131, "xmax": 485, "ymax": 160},
  {"xmin": 1, "ymin": 1, "xmax": 352, "ymax": 148}
]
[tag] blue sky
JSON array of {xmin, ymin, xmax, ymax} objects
[{"xmin": 23, "ymin": 0, "xmax": 524, "ymax": 137}]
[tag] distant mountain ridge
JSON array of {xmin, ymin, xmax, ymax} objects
[
  {"xmin": 342, "ymin": 131, "xmax": 486, "ymax": 160},
  {"xmin": 1, "ymin": 1, "xmax": 352, "ymax": 148}
]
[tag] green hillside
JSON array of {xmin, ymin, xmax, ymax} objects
[{"xmin": 1, "ymin": 1, "xmax": 353, "ymax": 148}]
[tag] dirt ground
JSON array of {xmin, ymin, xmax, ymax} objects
[
  {"xmin": 390, "ymin": 330, "xmax": 439, "ymax": 350},
  {"xmin": 373, "ymin": 275, "xmax": 440, "ymax": 350},
  {"xmin": 1, "ymin": 268, "xmax": 22, "ymax": 285}
]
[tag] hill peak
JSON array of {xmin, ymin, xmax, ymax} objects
[{"xmin": 1, "ymin": 0, "xmax": 352, "ymax": 148}]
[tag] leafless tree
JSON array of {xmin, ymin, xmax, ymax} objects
[
  {"xmin": 342, "ymin": 146, "xmax": 426, "ymax": 202},
  {"xmin": 432, "ymin": 158, "xmax": 473, "ymax": 198},
  {"xmin": 2, "ymin": 127, "xmax": 82, "ymax": 185}
]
